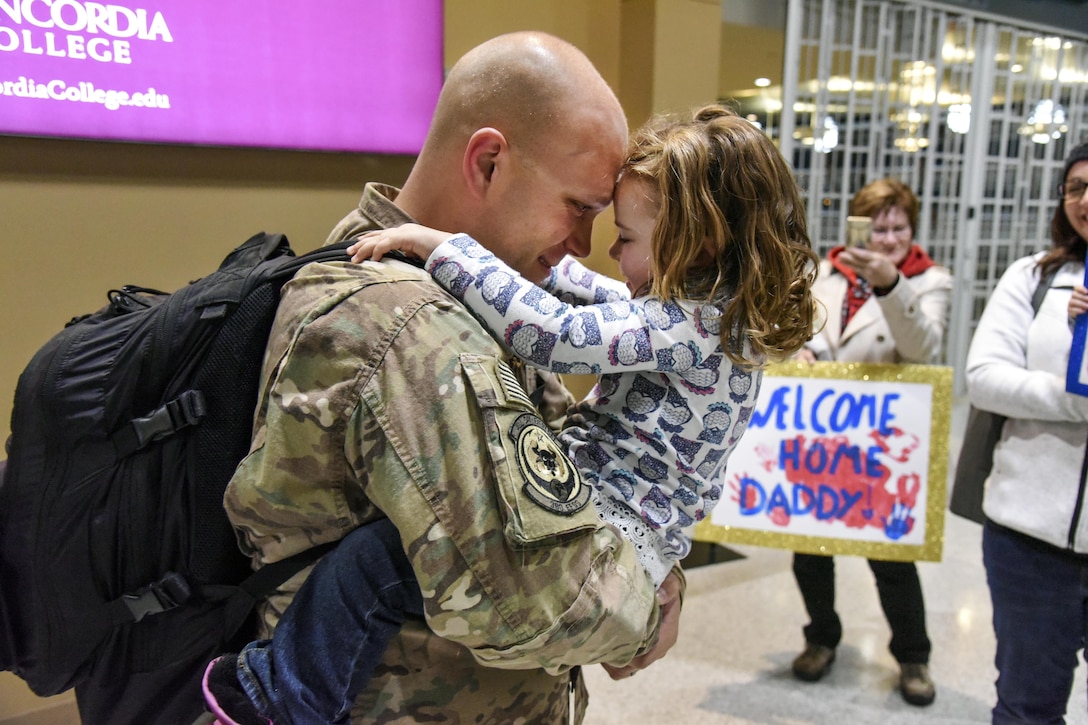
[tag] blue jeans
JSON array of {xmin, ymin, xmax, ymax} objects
[
  {"xmin": 983, "ymin": 521, "xmax": 1088, "ymax": 724},
  {"xmin": 237, "ymin": 518, "xmax": 424, "ymax": 724}
]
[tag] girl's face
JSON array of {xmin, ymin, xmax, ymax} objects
[
  {"xmin": 1064, "ymin": 160, "xmax": 1088, "ymax": 243},
  {"xmin": 867, "ymin": 205, "xmax": 914, "ymax": 267},
  {"xmin": 607, "ymin": 176, "xmax": 658, "ymax": 297}
]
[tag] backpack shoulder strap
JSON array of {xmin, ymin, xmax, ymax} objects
[{"xmin": 1031, "ymin": 265, "xmax": 1059, "ymax": 316}]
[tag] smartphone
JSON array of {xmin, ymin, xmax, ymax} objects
[{"xmin": 846, "ymin": 216, "xmax": 872, "ymax": 249}]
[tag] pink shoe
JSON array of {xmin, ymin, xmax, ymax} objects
[{"xmin": 201, "ymin": 656, "xmax": 271, "ymax": 725}]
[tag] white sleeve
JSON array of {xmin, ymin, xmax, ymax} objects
[
  {"xmin": 966, "ymin": 255, "xmax": 1088, "ymax": 423},
  {"xmin": 876, "ymin": 267, "xmax": 952, "ymax": 363},
  {"xmin": 425, "ymin": 235, "xmax": 721, "ymax": 375},
  {"xmin": 804, "ymin": 335, "xmax": 833, "ymax": 361},
  {"xmin": 541, "ymin": 257, "xmax": 630, "ymax": 306}
]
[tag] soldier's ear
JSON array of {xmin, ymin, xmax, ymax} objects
[{"xmin": 463, "ymin": 128, "xmax": 507, "ymax": 200}]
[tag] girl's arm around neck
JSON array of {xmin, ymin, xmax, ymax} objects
[{"xmin": 426, "ymin": 235, "xmax": 722, "ymax": 377}]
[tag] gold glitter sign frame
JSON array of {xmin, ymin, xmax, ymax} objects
[{"xmin": 694, "ymin": 362, "xmax": 953, "ymax": 562}]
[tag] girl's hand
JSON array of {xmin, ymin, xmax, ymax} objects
[
  {"xmin": 1069, "ymin": 284, "xmax": 1088, "ymax": 326},
  {"xmin": 346, "ymin": 223, "xmax": 452, "ymax": 264}
]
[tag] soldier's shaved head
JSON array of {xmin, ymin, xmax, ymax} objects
[
  {"xmin": 425, "ymin": 31, "xmax": 625, "ymax": 157},
  {"xmin": 395, "ymin": 32, "xmax": 629, "ymax": 280}
]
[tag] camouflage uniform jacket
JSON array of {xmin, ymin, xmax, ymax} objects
[{"xmin": 224, "ymin": 183, "xmax": 670, "ymax": 723}]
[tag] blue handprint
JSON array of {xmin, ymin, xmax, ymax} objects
[{"xmin": 882, "ymin": 502, "xmax": 914, "ymax": 540}]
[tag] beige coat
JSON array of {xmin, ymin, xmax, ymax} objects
[{"xmin": 806, "ymin": 260, "xmax": 953, "ymax": 364}]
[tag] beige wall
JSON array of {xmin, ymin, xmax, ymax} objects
[
  {"xmin": 0, "ymin": 1, "xmax": 740, "ymax": 719},
  {"xmin": 648, "ymin": 0, "xmax": 722, "ymax": 116},
  {"xmin": 444, "ymin": 0, "xmax": 623, "ymax": 82},
  {"xmin": 718, "ymin": 20, "xmax": 786, "ymax": 105},
  {"xmin": 0, "ymin": 139, "xmax": 414, "ymax": 442}
]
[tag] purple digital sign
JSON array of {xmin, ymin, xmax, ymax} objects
[{"xmin": 0, "ymin": 0, "xmax": 444, "ymax": 153}]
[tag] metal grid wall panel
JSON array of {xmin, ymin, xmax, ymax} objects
[{"xmin": 780, "ymin": 0, "xmax": 1088, "ymax": 391}]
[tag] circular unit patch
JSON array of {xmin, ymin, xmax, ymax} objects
[{"xmin": 508, "ymin": 413, "xmax": 590, "ymax": 515}]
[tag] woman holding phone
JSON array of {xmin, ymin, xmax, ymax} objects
[{"xmin": 790, "ymin": 177, "xmax": 953, "ymax": 705}]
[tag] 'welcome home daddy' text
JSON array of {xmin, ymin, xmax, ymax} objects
[
  {"xmin": 750, "ymin": 383, "xmax": 901, "ymax": 435},
  {"xmin": 0, "ymin": 0, "xmax": 172, "ymax": 64},
  {"xmin": 732, "ymin": 382, "xmax": 920, "ymax": 536}
]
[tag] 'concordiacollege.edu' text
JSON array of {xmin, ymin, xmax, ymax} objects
[{"xmin": 0, "ymin": 76, "xmax": 169, "ymax": 110}]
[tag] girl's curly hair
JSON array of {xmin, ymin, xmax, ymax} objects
[{"xmin": 623, "ymin": 104, "xmax": 819, "ymax": 368}]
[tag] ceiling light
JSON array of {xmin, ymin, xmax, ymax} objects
[
  {"xmin": 947, "ymin": 104, "xmax": 971, "ymax": 135},
  {"xmin": 814, "ymin": 116, "xmax": 838, "ymax": 154},
  {"xmin": 894, "ymin": 136, "xmax": 929, "ymax": 153},
  {"xmin": 754, "ymin": 77, "xmax": 771, "ymax": 87},
  {"xmin": 1019, "ymin": 99, "xmax": 1068, "ymax": 144}
]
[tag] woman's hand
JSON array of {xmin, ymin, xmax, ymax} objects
[
  {"xmin": 346, "ymin": 223, "xmax": 452, "ymax": 264},
  {"xmin": 838, "ymin": 247, "xmax": 899, "ymax": 290},
  {"xmin": 1069, "ymin": 284, "xmax": 1088, "ymax": 326}
]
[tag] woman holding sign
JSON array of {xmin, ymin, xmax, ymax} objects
[
  {"xmin": 792, "ymin": 178, "xmax": 952, "ymax": 706},
  {"xmin": 966, "ymin": 141, "xmax": 1088, "ymax": 724}
]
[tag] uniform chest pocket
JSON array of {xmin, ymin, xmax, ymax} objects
[{"xmin": 460, "ymin": 354, "xmax": 600, "ymax": 549}]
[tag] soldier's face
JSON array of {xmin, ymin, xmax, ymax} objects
[{"xmin": 473, "ymin": 122, "xmax": 625, "ymax": 283}]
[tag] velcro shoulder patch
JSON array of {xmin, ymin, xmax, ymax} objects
[{"xmin": 508, "ymin": 413, "xmax": 589, "ymax": 516}]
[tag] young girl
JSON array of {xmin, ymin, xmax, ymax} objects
[{"xmin": 203, "ymin": 104, "xmax": 819, "ymax": 724}]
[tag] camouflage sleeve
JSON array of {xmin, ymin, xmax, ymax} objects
[
  {"xmin": 512, "ymin": 362, "xmax": 575, "ymax": 433},
  {"xmin": 344, "ymin": 289, "xmax": 661, "ymax": 673},
  {"xmin": 226, "ymin": 260, "xmax": 664, "ymax": 675}
]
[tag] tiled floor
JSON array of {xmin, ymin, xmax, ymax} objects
[
  {"xmin": 583, "ymin": 515, "xmax": 1088, "ymax": 724},
  {"xmin": 583, "ymin": 399, "xmax": 1088, "ymax": 725}
]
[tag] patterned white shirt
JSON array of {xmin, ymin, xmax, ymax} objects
[{"xmin": 427, "ymin": 235, "xmax": 763, "ymax": 585}]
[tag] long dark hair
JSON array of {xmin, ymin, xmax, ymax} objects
[{"xmin": 1039, "ymin": 146, "xmax": 1088, "ymax": 276}]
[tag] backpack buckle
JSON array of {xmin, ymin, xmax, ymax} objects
[
  {"xmin": 130, "ymin": 390, "xmax": 207, "ymax": 449},
  {"xmin": 122, "ymin": 572, "xmax": 193, "ymax": 622}
]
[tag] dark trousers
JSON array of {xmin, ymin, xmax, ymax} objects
[
  {"xmin": 792, "ymin": 552, "xmax": 931, "ymax": 665},
  {"xmin": 983, "ymin": 521, "xmax": 1088, "ymax": 724}
]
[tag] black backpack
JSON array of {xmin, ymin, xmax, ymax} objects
[{"xmin": 0, "ymin": 232, "xmax": 345, "ymax": 724}]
